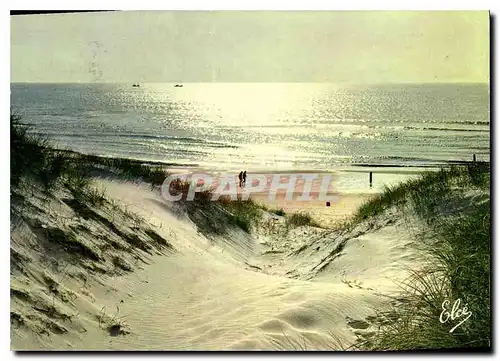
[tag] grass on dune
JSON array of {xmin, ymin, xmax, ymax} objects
[
  {"xmin": 169, "ymin": 179, "xmax": 264, "ymax": 233},
  {"xmin": 11, "ymin": 114, "xmax": 169, "ymax": 197},
  {"xmin": 11, "ymin": 114, "xmax": 104, "ymax": 213},
  {"xmin": 166, "ymin": 179, "xmax": 323, "ymax": 234},
  {"xmin": 167, "ymin": 179, "xmax": 321, "ymax": 234},
  {"xmin": 351, "ymin": 163, "xmax": 490, "ymax": 350},
  {"xmin": 11, "ymin": 113, "xmax": 88, "ymax": 193},
  {"xmin": 223, "ymin": 198, "xmax": 263, "ymax": 233},
  {"xmin": 171, "ymin": 181, "xmax": 318, "ymax": 233},
  {"xmin": 285, "ymin": 212, "xmax": 320, "ymax": 228},
  {"xmin": 271, "ymin": 208, "xmax": 286, "ymax": 216},
  {"xmin": 351, "ymin": 163, "xmax": 489, "ymax": 224},
  {"xmin": 11, "ymin": 113, "xmax": 174, "ymax": 274},
  {"xmin": 75, "ymin": 153, "xmax": 168, "ymax": 186},
  {"xmin": 258, "ymin": 204, "xmax": 286, "ymax": 216}
]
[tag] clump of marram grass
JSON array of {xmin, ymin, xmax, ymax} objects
[
  {"xmin": 11, "ymin": 120, "xmax": 169, "ymax": 188},
  {"xmin": 98, "ymin": 305, "xmax": 130, "ymax": 337},
  {"xmin": 223, "ymin": 198, "xmax": 263, "ymax": 233},
  {"xmin": 102, "ymin": 158, "xmax": 168, "ymax": 186},
  {"xmin": 168, "ymin": 179, "xmax": 216, "ymax": 204},
  {"xmin": 351, "ymin": 164, "xmax": 490, "ymax": 224},
  {"xmin": 349, "ymin": 164, "xmax": 490, "ymax": 351},
  {"xmin": 182, "ymin": 191, "xmax": 264, "ymax": 234},
  {"xmin": 270, "ymin": 208, "xmax": 286, "ymax": 216},
  {"xmin": 42, "ymin": 226, "xmax": 101, "ymax": 262},
  {"xmin": 74, "ymin": 153, "xmax": 169, "ymax": 186},
  {"xmin": 10, "ymin": 114, "xmax": 169, "ymax": 216},
  {"xmin": 257, "ymin": 203, "xmax": 286, "ymax": 216},
  {"xmin": 285, "ymin": 212, "xmax": 319, "ymax": 228},
  {"xmin": 11, "ymin": 113, "xmax": 59, "ymax": 190},
  {"xmin": 10, "ymin": 114, "xmax": 100, "ymax": 202},
  {"xmin": 163, "ymin": 178, "xmax": 265, "ymax": 233}
]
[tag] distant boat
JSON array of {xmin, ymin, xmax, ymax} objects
[
  {"xmin": 174, "ymin": 84, "xmax": 183, "ymax": 88},
  {"xmin": 132, "ymin": 83, "xmax": 140, "ymax": 88}
]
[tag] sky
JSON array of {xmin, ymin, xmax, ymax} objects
[{"xmin": 10, "ymin": 11, "xmax": 489, "ymax": 83}]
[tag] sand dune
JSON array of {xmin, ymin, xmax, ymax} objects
[{"xmin": 11, "ymin": 176, "xmax": 426, "ymax": 351}]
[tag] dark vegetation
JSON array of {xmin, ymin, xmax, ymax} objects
[
  {"xmin": 169, "ymin": 181, "xmax": 318, "ymax": 234},
  {"xmin": 10, "ymin": 114, "xmax": 174, "ymax": 273},
  {"xmin": 351, "ymin": 163, "xmax": 490, "ymax": 350},
  {"xmin": 11, "ymin": 113, "xmax": 169, "ymax": 193},
  {"xmin": 71, "ymin": 153, "xmax": 168, "ymax": 186},
  {"xmin": 165, "ymin": 179, "xmax": 265, "ymax": 233},
  {"xmin": 285, "ymin": 212, "xmax": 320, "ymax": 229},
  {"xmin": 259, "ymin": 204, "xmax": 286, "ymax": 216},
  {"xmin": 350, "ymin": 163, "xmax": 489, "ymax": 224},
  {"xmin": 272, "ymin": 208, "xmax": 286, "ymax": 216}
]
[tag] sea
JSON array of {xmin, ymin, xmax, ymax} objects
[{"xmin": 10, "ymin": 83, "xmax": 490, "ymax": 193}]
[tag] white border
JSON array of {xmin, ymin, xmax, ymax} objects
[{"xmin": 2, "ymin": 1, "xmax": 497, "ymax": 10}]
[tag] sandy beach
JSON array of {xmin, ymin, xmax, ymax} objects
[
  {"xmin": 165, "ymin": 167, "xmax": 378, "ymax": 227},
  {"xmin": 251, "ymin": 192, "xmax": 374, "ymax": 228}
]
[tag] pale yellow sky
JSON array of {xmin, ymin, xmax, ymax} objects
[{"xmin": 10, "ymin": 11, "xmax": 490, "ymax": 83}]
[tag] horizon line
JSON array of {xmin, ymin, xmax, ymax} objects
[{"xmin": 10, "ymin": 80, "xmax": 490, "ymax": 85}]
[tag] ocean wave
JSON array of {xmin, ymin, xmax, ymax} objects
[{"xmin": 31, "ymin": 130, "xmax": 238, "ymax": 149}]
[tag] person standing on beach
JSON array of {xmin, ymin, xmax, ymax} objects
[{"xmin": 238, "ymin": 171, "xmax": 243, "ymax": 188}]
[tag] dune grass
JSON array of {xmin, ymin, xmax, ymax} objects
[
  {"xmin": 11, "ymin": 114, "xmax": 169, "ymax": 197},
  {"xmin": 351, "ymin": 163, "xmax": 489, "ymax": 225},
  {"xmin": 11, "ymin": 113, "xmax": 73, "ymax": 190},
  {"xmin": 74, "ymin": 153, "xmax": 168, "ymax": 186},
  {"xmin": 285, "ymin": 212, "xmax": 320, "ymax": 228},
  {"xmin": 352, "ymin": 163, "xmax": 490, "ymax": 350},
  {"xmin": 166, "ymin": 179, "xmax": 265, "ymax": 233},
  {"xmin": 258, "ymin": 204, "xmax": 286, "ymax": 216},
  {"xmin": 167, "ymin": 177, "xmax": 327, "ymax": 234},
  {"xmin": 223, "ymin": 198, "xmax": 263, "ymax": 233},
  {"xmin": 11, "ymin": 114, "xmax": 174, "ymax": 280},
  {"xmin": 271, "ymin": 208, "xmax": 286, "ymax": 216},
  {"xmin": 10, "ymin": 114, "xmax": 111, "ymax": 215}
]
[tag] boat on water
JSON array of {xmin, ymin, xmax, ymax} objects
[{"xmin": 174, "ymin": 84, "xmax": 183, "ymax": 88}]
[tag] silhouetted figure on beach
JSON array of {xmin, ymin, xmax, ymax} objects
[
  {"xmin": 242, "ymin": 171, "xmax": 247, "ymax": 187},
  {"xmin": 238, "ymin": 171, "xmax": 243, "ymax": 187}
]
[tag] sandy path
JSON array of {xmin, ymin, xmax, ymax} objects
[
  {"xmin": 59, "ymin": 180, "xmax": 420, "ymax": 350},
  {"xmin": 77, "ymin": 252, "xmax": 390, "ymax": 350}
]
